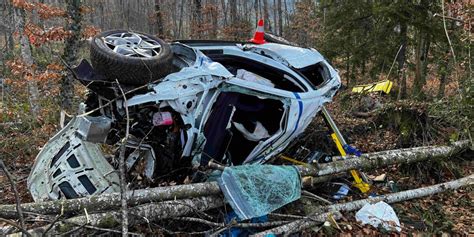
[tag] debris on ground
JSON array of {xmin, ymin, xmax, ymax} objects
[{"xmin": 355, "ymin": 201, "xmax": 402, "ymax": 232}]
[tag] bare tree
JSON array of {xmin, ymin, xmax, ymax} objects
[
  {"xmin": 154, "ymin": 0, "xmax": 164, "ymax": 36},
  {"xmin": 60, "ymin": 0, "xmax": 82, "ymax": 114},
  {"xmin": 262, "ymin": 0, "xmax": 271, "ymax": 32},
  {"xmin": 13, "ymin": 4, "xmax": 40, "ymax": 117},
  {"xmin": 277, "ymin": 0, "xmax": 282, "ymax": 35}
]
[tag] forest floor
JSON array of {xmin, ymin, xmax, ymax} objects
[
  {"xmin": 0, "ymin": 88, "xmax": 472, "ymax": 236},
  {"xmin": 294, "ymin": 91, "xmax": 473, "ymax": 235}
]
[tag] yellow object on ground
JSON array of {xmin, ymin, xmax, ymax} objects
[
  {"xmin": 279, "ymin": 155, "xmax": 309, "ymax": 167},
  {"xmin": 330, "ymin": 133, "xmax": 370, "ymax": 193},
  {"xmin": 352, "ymin": 80, "xmax": 393, "ymax": 94}
]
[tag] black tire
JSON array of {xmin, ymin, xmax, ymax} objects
[{"xmin": 90, "ymin": 29, "xmax": 175, "ymax": 85}]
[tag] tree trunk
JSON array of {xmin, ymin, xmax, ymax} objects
[
  {"xmin": 254, "ymin": 174, "xmax": 474, "ymax": 236},
  {"xmin": 230, "ymin": 0, "xmax": 237, "ymax": 25},
  {"xmin": 262, "ymin": 0, "xmax": 271, "ymax": 32},
  {"xmin": 396, "ymin": 21, "xmax": 407, "ymax": 100},
  {"xmin": 273, "ymin": 0, "xmax": 277, "ymax": 34},
  {"xmin": 437, "ymin": 50, "xmax": 450, "ymax": 98},
  {"xmin": 277, "ymin": 0, "xmax": 282, "ymax": 35},
  {"xmin": 413, "ymin": 30, "xmax": 430, "ymax": 99},
  {"xmin": 221, "ymin": 0, "xmax": 227, "ymax": 27},
  {"xmin": 177, "ymin": 0, "xmax": 185, "ymax": 39},
  {"xmin": 192, "ymin": 0, "xmax": 203, "ymax": 38},
  {"xmin": 60, "ymin": 0, "xmax": 82, "ymax": 113},
  {"xmin": 254, "ymin": 0, "xmax": 259, "ymax": 21},
  {"xmin": 154, "ymin": 0, "xmax": 164, "ymax": 36},
  {"xmin": 210, "ymin": 0, "xmax": 218, "ymax": 38},
  {"xmin": 14, "ymin": 5, "xmax": 40, "ymax": 117},
  {"xmin": 0, "ymin": 141, "xmax": 469, "ymax": 219}
]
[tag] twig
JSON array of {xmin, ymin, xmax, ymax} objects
[
  {"xmin": 268, "ymin": 213, "xmax": 304, "ymax": 220},
  {"xmin": 441, "ymin": 0, "xmax": 459, "ymax": 92},
  {"xmin": 77, "ymin": 78, "xmax": 161, "ymax": 118},
  {"xmin": 384, "ymin": 44, "xmax": 403, "ymax": 80},
  {"xmin": 115, "ymin": 79, "xmax": 130, "ymax": 236},
  {"xmin": 0, "ymin": 217, "xmax": 32, "ymax": 237},
  {"xmin": 433, "ymin": 13, "xmax": 464, "ymax": 23},
  {"xmin": 173, "ymin": 216, "xmax": 289, "ymax": 228},
  {"xmin": 301, "ymin": 190, "xmax": 333, "ymax": 205},
  {"xmin": 42, "ymin": 213, "xmax": 63, "ymax": 236},
  {"xmin": 62, "ymin": 220, "xmax": 143, "ymax": 236},
  {"xmin": 0, "ymin": 159, "xmax": 29, "ymax": 236},
  {"xmin": 57, "ymin": 223, "xmax": 87, "ymax": 236}
]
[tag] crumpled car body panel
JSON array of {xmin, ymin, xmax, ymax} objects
[{"xmin": 28, "ymin": 117, "xmax": 120, "ymax": 202}]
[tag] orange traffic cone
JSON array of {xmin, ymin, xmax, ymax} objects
[{"xmin": 250, "ymin": 19, "xmax": 266, "ymax": 44}]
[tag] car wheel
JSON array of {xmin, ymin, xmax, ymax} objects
[{"xmin": 90, "ymin": 29, "xmax": 175, "ymax": 85}]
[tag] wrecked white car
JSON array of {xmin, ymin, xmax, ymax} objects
[{"xmin": 28, "ymin": 30, "xmax": 341, "ymax": 202}]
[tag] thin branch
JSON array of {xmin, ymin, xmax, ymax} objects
[
  {"xmin": 384, "ymin": 44, "xmax": 403, "ymax": 80},
  {"xmin": 441, "ymin": 0, "xmax": 459, "ymax": 91},
  {"xmin": 77, "ymin": 78, "xmax": 161, "ymax": 118},
  {"xmin": 42, "ymin": 214, "xmax": 62, "ymax": 236},
  {"xmin": 172, "ymin": 216, "xmax": 289, "ymax": 228},
  {"xmin": 0, "ymin": 217, "xmax": 32, "ymax": 237},
  {"xmin": 301, "ymin": 190, "xmax": 333, "ymax": 205},
  {"xmin": 0, "ymin": 159, "xmax": 28, "ymax": 236},
  {"xmin": 115, "ymin": 79, "xmax": 130, "ymax": 236}
]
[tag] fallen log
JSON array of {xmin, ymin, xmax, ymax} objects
[
  {"xmin": 65, "ymin": 195, "xmax": 224, "ymax": 227},
  {"xmin": 0, "ymin": 140, "xmax": 469, "ymax": 219},
  {"xmin": 0, "ymin": 182, "xmax": 221, "ymax": 219},
  {"xmin": 253, "ymin": 174, "xmax": 474, "ymax": 236},
  {"xmin": 22, "ymin": 196, "xmax": 224, "ymax": 235},
  {"xmin": 298, "ymin": 140, "xmax": 470, "ymax": 176}
]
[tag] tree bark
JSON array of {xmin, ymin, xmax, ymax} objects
[
  {"xmin": 277, "ymin": 0, "xmax": 282, "ymax": 35},
  {"xmin": 60, "ymin": 0, "xmax": 82, "ymax": 113},
  {"xmin": 396, "ymin": 21, "xmax": 408, "ymax": 100},
  {"xmin": 298, "ymin": 140, "xmax": 470, "ymax": 177},
  {"xmin": 229, "ymin": 0, "xmax": 237, "ymax": 25},
  {"xmin": 0, "ymin": 141, "xmax": 469, "ymax": 219},
  {"xmin": 64, "ymin": 196, "xmax": 224, "ymax": 228},
  {"xmin": 0, "ymin": 182, "xmax": 222, "ymax": 219},
  {"xmin": 262, "ymin": 0, "xmax": 271, "ymax": 32},
  {"xmin": 13, "ymin": 6, "xmax": 40, "ymax": 117},
  {"xmin": 154, "ymin": 0, "xmax": 164, "ymax": 36},
  {"xmin": 26, "ymin": 196, "xmax": 224, "ymax": 235},
  {"xmin": 191, "ymin": 0, "xmax": 203, "ymax": 38},
  {"xmin": 254, "ymin": 174, "xmax": 474, "ymax": 236}
]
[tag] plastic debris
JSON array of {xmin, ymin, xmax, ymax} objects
[
  {"xmin": 152, "ymin": 111, "xmax": 173, "ymax": 126},
  {"xmin": 332, "ymin": 183, "xmax": 350, "ymax": 200},
  {"xmin": 355, "ymin": 201, "xmax": 401, "ymax": 232},
  {"xmin": 373, "ymin": 173, "xmax": 387, "ymax": 182},
  {"xmin": 233, "ymin": 121, "xmax": 270, "ymax": 141},
  {"xmin": 218, "ymin": 165, "xmax": 301, "ymax": 220},
  {"xmin": 388, "ymin": 180, "xmax": 399, "ymax": 192}
]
